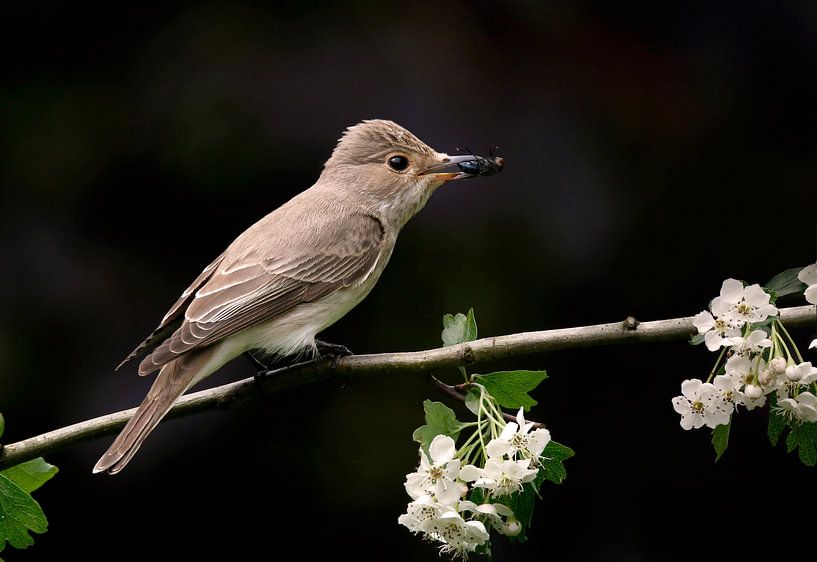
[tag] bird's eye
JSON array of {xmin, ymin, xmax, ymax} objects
[{"xmin": 387, "ymin": 155, "xmax": 409, "ymax": 171}]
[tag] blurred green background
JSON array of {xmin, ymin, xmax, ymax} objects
[{"xmin": 1, "ymin": 1, "xmax": 816, "ymax": 560}]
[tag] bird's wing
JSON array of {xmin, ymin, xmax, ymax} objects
[
  {"xmin": 116, "ymin": 252, "xmax": 226, "ymax": 370},
  {"xmin": 136, "ymin": 213, "xmax": 385, "ymax": 375}
]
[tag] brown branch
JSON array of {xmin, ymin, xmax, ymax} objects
[{"xmin": 0, "ymin": 304, "xmax": 813, "ymax": 470}]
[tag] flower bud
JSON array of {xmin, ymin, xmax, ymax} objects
[
  {"xmin": 503, "ymin": 517, "xmax": 522, "ymax": 536},
  {"xmin": 786, "ymin": 365, "xmax": 803, "ymax": 382},
  {"xmin": 758, "ymin": 368, "xmax": 773, "ymax": 386},
  {"xmin": 769, "ymin": 357, "xmax": 787, "ymax": 375},
  {"xmin": 744, "ymin": 384, "xmax": 763, "ymax": 399}
]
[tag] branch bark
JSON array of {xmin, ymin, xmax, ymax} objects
[{"xmin": 1, "ymin": 305, "xmax": 814, "ymax": 470}]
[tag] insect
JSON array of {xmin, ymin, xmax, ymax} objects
[{"xmin": 456, "ymin": 146, "xmax": 505, "ymax": 177}]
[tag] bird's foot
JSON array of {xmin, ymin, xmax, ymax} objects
[
  {"xmin": 315, "ymin": 340, "xmax": 353, "ymax": 361},
  {"xmin": 316, "ymin": 340, "xmax": 352, "ymax": 387},
  {"xmin": 245, "ymin": 350, "xmax": 274, "ymax": 374}
]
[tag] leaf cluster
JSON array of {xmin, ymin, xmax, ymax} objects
[{"xmin": 0, "ymin": 416, "xmax": 58, "ymax": 559}]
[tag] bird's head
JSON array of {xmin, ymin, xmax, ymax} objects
[{"xmin": 321, "ymin": 119, "xmax": 484, "ymax": 227}]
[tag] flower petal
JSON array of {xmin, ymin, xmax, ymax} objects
[
  {"xmin": 681, "ymin": 379, "xmax": 702, "ymax": 398},
  {"xmin": 796, "ymin": 391, "xmax": 817, "ymax": 407},
  {"xmin": 528, "ymin": 428, "xmax": 551, "ymax": 456},
  {"xmin": 435, "ymin": 478, "xmax": 462, "ymax": 506},
  {"xmin": 491, "ymin": 503, "xmax": 514, "ymax": 517},
  {"xmin": 725, "ymin": 355, "xmax": 751, "ymax": 376},
  {"xmin": 672, "ymin": 396, "xmax": 691, "ymax": 414},
  {"xmin": 459, "ymin": 464, "xmax": 483, "ymax": 482},
  {"xmin": 405, "ymin": 472, "xmax": 427, "ymax": 500},
  {"xmin": 805, "ymin": 284, "xmax": 817, "ymax": 305},
  {"xmin": 704, "ymin": 331, "xmax": 724, "ymax": 352},
  {"xmin": 692, "ymin": 311, "xmax": 715, "ymax": 333},
  {"xmin": 483, "ymin": 459, "xmax": 502, "ymax": 478},
  {"xmin": 499, "ymin": 422, "xmax": 519, "ymax": 441},
  {"xmin": 798, "ymin": 264, "xmax": 817, "ymax": 286},
  {"xmin": 798, "ymin": 404, "xmax": 817, "ymax": 422},
  {"xmin": 486, "ymin": 438, "xmax": 511, "ymax": 459},
  {"xmin": 464, "ymin": 520, "xmax": 490, "ymax": 542},
  {"xmin": 719, "ymin": 278, "xmax": 744, "ymax": 302},
  {"xmin": 743, "ymin": 284, "xmax": 771, "ymax": 307},
  {"xmin": 429, "ymin": 434, "xmax": 456, "ymax": 464},
  {"xmin": 710, "ymin": 297, "xmax": 730, "ymax": 318},
  {"xmin": 444, "ymin": 459, "xmax": 461, "ymax": 479}
]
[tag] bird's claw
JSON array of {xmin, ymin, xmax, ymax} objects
[{"xmin": 315, "ymin": 340, "xmax": 353, "ymax": 360}]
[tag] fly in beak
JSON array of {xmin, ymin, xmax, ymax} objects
[{"xmin": 419, "ymin": 154, "xmax": 484, "ymax": 181}]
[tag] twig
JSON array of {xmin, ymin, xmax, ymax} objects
[
  {"xmin": 0, "ymin": 304, "xmax": 813, "ymax": 470},
  {"xmin": 428, "ymin": 375, "xmax": 542, "ymax": 427}
]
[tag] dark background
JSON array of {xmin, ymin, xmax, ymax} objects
[{"xmin": 1, "ymin": 1, "xmax": 816, "ymax": 560}]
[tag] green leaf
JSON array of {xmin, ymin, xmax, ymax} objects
[
  {"xmin": 475, "ymin": 370, "xmax": 548, "ymax": 411},
  {"xmin": 540, "ymin": 440, "xmax": 575, "ymax": 484},
  {"xmin": 0, "ymin": 474, "xmax": 48, "ymax": 551},
  {"xmin": 768, "ymin": 411, "xmax": 788, "ymax": 447},
  {"xmin": 689, "ymin": 333, "xmax": 706, "ymax": 346},
  {"xmin": 785, "ymin": 421, "xmax": 817, "ymax": 466},
  {"xmin": 412, "ymin": 400, "xmax": 465, "ymax": 454},
  {"xmin": 441, "ymin": 308, "xmax": 478, "ymax": 347},
  {"xmin": 711, "ymin": 421, "xmax": 731, "ymax": 462},
  {"xmin": 0, "ymin": 414, "xmax": 4, "ymax": 440},
  {"xmin": 464, "ymin": 387, "xmax": 481, "ymax": 416},
  {"xmin": 764, "ymin": 267, "xmax": 807, "ymax": 299},
  {"xmin": 2, "ymin": 459, "xmax": 58, "ymax": 494}
]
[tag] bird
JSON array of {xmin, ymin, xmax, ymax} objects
[{"xmin": 94, "ymin": 119, "xmax": 502, "ymax": 474}]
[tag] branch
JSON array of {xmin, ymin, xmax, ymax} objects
[{"xmin": 1, "ymin": 305, "xmax": 813, "ymax": 470}]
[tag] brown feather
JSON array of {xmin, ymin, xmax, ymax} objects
[
  {"xmin": 115, "ymin": 253, "xmax": 225, "ymax": 370},
  {"xmin": 135, "ymin": 214, "xmax": 384, "ymax": 376},
  {"xmin": 95, "ymin": 347, "xmax": 215, "ymax": 474}
]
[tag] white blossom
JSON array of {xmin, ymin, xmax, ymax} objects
[
  {"xmin": 775, "ymin": 392, "xmax": 817, "ymax": 423},
  {"xmin": 798, "ymin": 264, "xmax": 817, "ymax": 305},
  {"xmin": 710, "ymin": 279, "xmax": 778, "ymax": 327},
  {"xmin": 398, "ymin": 495, "xmax": 445, "ymax": 534},
  {"xmin": 405, "ymin": 435, "xmax": 462, "ymax": 505},
  {"xmin": 711, "ymin": 375, "xmax": 737, "ymax": 415},
  {"xmin": 485, "ymin": 407, "xmax": 551, "ymax": 461},
  {"xmin": 724, "ymin": 355, "xmax": 767, "ymax": 409},
  {"xmin": 775, "ymin": 397, "xmax": 800, "ymax": 420},
  {"xmin": 470, "ymin": 458, "xmax": 538, "ymax": 496},
  {"xmin": 692, "ymin": 310, "xmax": 740, "ymax": 351},
  {"xmin": 459, "ymin": 500, "xmax": 520, "ymax": 536},
  {"xmin": 671, "ymin": 379, "xmax": 728, "ymax": 429},
  {"xmin": 722, "ymin": 329, "xmax": 772, "ymax": 355},
  {"xmin": 421, "ymin": 511, "xmax": 489, "ymax": 559},
  {"xmin": 796, "ymin": 393, "xmax": 817, "ymax": 422}
]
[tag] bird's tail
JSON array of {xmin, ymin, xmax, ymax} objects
[{"xmin": 93, "ymin": 347, "xmax": 215, "ymax": 475}]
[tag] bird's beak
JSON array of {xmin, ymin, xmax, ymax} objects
[{"xmin": 419, "ymin": 154, "xmax": 480, "ymax": 181}]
